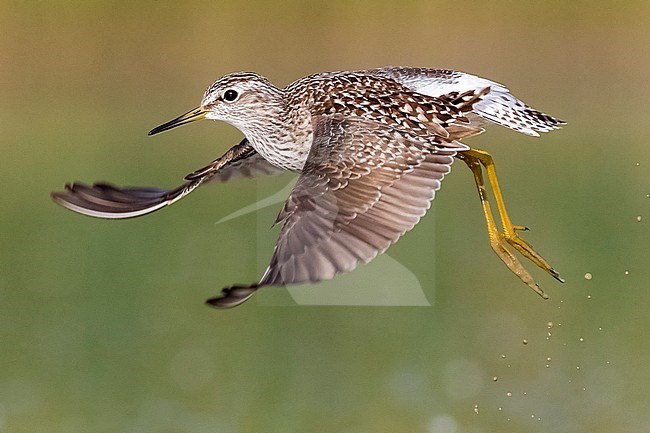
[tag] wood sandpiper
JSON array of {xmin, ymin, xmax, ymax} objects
[{"xmin": 52, "ymin": 67, "xmax": 566, "ymax": 308}]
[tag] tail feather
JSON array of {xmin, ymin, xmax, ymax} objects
[
  {"xmin": 370, "ymin": 67, "xmax": 565, "ymax": 137},
  {"xmin": 474, "ymin": 88, "xmax": 565, "ymax": 137}
]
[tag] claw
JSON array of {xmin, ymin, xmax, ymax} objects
[
  {"xmin": 552, "ymin": 272, "xmax": 566, "ymax": 284},
  {"xmin": 503, "ymin": 229, "xmax": 563, "ymax": 284}
]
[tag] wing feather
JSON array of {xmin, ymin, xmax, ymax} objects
[
  {"xmin": 368, "ymin": 66, "xmax": 565, "ymax": 136},
  {"xmin": 208, "ymin": 115, "xmax": 459, "ymax": 307},
  {"xmin": 51, "ymin": 139, "xmax": 280, "ymax": 219}
]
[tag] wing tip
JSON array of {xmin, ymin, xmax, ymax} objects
[
  {"xmin": 205, "ymin": 285, "xmax": 259, "ymax": 308},
  {"xmin": 50, "ymin": 181, "xmax": 175, "ymax": 219}
]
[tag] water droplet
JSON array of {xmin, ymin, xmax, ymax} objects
[
  {"xmin": 506, "ymin": 391, "xmax": 512, "ymax": 397},
  {"xmin": 498, "ymin": 407, "xmax": 502, "ymax": 411},
  {"xmin": 473, "ymin": 404, "xmax": 479, "ymax": 415},
  {"xmin": 545, "ymin": 364, "xmax": 550, "ymax": 368},
  {"xmin": 531, "ymin": 414, "xmax": 535, "ymax": 419},
  {"xmin": 579, "ymin": 337, "xmax": 584, "ymax": 342},
  {"xmin": 636, "ymin": 162, "xmax": 640, "ymax": 166},
  {"xmin": 636, "ymin": 215, "xmax": 642, "ymax": 222},
  {"xmin": 493, "ymin": 376, "xmax": 498, "ymax": 382},
  {"xmin": 576, "ymin": 365, "xmax": 580, "ymax": 370},
  {"xmin": 598, "ymin": 327, "xmax": 603, "ymax": 331},
  {"xmin": 500, "ymin": 354, "xmax": 506, "ymax": 359},
  {"xmin": 584, "ymin": 273, "xmax": 593, "ymax": 280},
  {"xmin": 523, "ymin": 391, "xmax": 527, "ymax": 396},
  {"xmin": 624, "ymin": 270, "xmax": 630, "ymax": 275},
  {"xmin": 587, "ymin": 294, "xmax": 592, "ymax": 299},
  {"xmin": 522, "ymin": 339, "xmax": 528, "ymax": 345},
  {"xmin": 546, "ymin": 321, "xmax": 554, "ymax": 329}
]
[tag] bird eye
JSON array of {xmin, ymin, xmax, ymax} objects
[{"xmin": 223, "ymin": 89, "xmax": 239, "ymax": 102}]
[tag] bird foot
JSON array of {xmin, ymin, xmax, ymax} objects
[
  {"xmin": 489, "ymin": 233, "xmax": 549, "ymax": 299},
  {"xmin": 502, "ymin": 225, "xmax": 564, "ymax": 284}
]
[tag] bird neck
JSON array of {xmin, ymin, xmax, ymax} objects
[{"xmin": 242, "ymin": 90, "xmax": 314, "ymax": 172}]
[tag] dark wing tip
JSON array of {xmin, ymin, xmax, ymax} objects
[
  {"xmin": 50, "ymin": 181, "xmax": 182, "ymax": 219},
  {"xmin": 50, "ymin": 188, "xmax": 66, "ymax": 201},
  {"xmin": 205, "ymin": 285, "xmax": 259, "ymax": 309}
]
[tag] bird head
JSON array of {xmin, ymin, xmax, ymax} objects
[{"xmin": 148, "ymin": 72, "xmax": 282, "ymax": 136}]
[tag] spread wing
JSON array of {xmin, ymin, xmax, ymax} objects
[
  {"xmin": 367, "ymin": 66, "xmax": 565, "ymax": 136},
  {"xmin": 207, "ymin": 115, "xmax": 460, "ymax": 308},
  {"xmin": 51, "ymin": 139, "xmax": 281, "ymax": 219}
]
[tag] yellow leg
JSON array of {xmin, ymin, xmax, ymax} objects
[
  {"xmin": 465, "ymin": 149, "xmax": 564, "ymax": 283},
  {"xmin": 456, "ymin": 150, "xmax": 560, "ymax": 299}
]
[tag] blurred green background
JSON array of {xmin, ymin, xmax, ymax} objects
[{"xmin": 1, "ymin": 1, "xmax": 649, "ymax": 432}]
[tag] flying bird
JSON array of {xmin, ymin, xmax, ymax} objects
[{"xmin": 52, "ymin": 67, "xmax": 565, "ymax": 308}]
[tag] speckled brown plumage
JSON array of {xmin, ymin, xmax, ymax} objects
[{"xmin": 52, "ymin": 67, "xmax": 565, "ymax": 307}]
